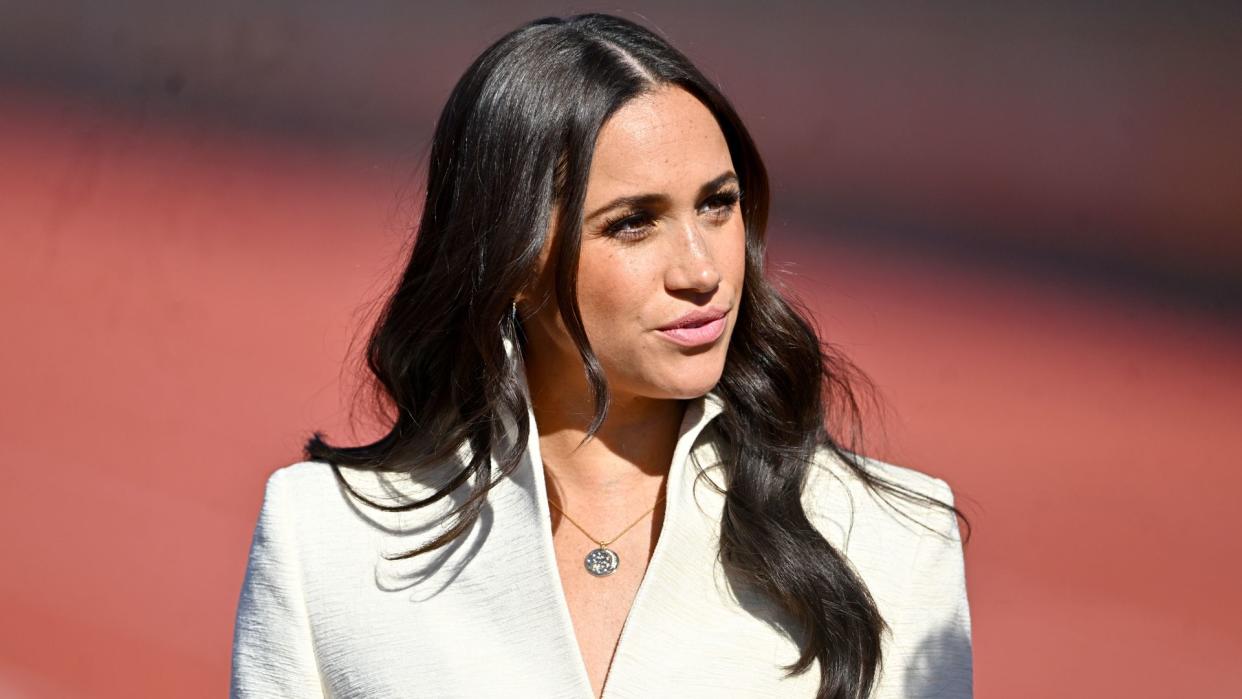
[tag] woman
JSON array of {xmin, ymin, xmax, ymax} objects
[{"xmin": 230, "ymin": 12, "xmax": 972, "ymax": 699}]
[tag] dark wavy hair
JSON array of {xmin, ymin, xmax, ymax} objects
[{"xmin": 305, "ymin": 12, "xmax": 965, "ymax": 699}]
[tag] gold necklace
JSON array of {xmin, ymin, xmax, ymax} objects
[{"xmin": 542, "ymin": 462, "xmax": 664, "ymax": 577}]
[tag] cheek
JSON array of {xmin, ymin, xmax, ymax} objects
[
  {"xmin": 573, "ymin": 245, "xmax": 665, "ymax": 355},
  {"xmin": 720, "ymin": 219, "xmax": 748, "ymax": 287},
  {"xmin": 575, "ymin": 246, "xmax": 657, "ymax": 336}
]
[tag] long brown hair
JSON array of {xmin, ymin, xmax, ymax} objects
[{"xmin": 305, "ymin": 13, "xmax": 963, "ymax": 699}]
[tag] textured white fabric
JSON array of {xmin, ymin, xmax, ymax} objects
[{"xmin": 230, "ymin": 343, "xmax": 973, "ymax": 698}]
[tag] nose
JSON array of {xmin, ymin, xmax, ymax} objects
[{"xmin": 663, "ymin": 220, "xmax": 722, "ymax": 294}]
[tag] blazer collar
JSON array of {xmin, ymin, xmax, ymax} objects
[{"xmin": 498, "ymin": 335, "xmax": 728, "ymax": 696}]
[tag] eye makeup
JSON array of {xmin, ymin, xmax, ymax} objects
[{"xmin": 599, "ymin": 185, "xmax": 742, "ymax": 241}]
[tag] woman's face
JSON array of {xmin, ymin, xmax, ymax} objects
[{"xmin": 521, "ymin": 85, "xmax": 746, "ymax": 403}]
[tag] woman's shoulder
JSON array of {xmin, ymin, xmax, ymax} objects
[
  {"xmin": 256, "ymin": 460, "xmax": 344, "ymax": 517},
  {"xmin": 801, "ymin": 446, "xmax": 961, "ymax": 547},
  {"xmin": 808, "ymin": 445, "xmax": 955, "ymax": 501},
  {"xmin": 266, "ymin": 458, "xmax": 334, "ymax": 487},
  {"xmin": 800, "ymin": 447, "xmax": 972, "ymax": 675},
  {"xmin": 804, "ymin": 449, "xmax": 974, "ymax": 695},
  {"xmin": 260, "ymin": 458, "xmax": 447, "ymax": 500},
  {"xmin": 245, "ymin": 459, "xmax": 459, "ymax": 585},
  {"xmin": 250, "ymin": 460, "xmax": 353, "ymax": 535},
  {"xmin": 256, "ymin": 458, "xmax": 471, "ymax": 535}
]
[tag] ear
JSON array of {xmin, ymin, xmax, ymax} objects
[
  {"xmin": 513, "ymin": 288, "xmax": 531, "ymax": 311},
  {"xmin": 513, "ymin": 284, "xmax": 558, "ymax": 321}
]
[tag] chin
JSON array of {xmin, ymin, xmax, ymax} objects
[{"xmin": 651, "ymin": 363, "xmax": 726, "ymax": 400}]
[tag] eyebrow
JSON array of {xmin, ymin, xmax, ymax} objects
[{"xmin": 584, "ymin": 171, "xmax": 739, "ymax": 222}]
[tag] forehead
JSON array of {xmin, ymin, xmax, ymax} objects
[{"xmin": 587, "ymin": 86, "xmax": 732, "ymax": 195}]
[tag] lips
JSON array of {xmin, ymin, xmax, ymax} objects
[{"xmin": 656, "ymin": 307, "xmax": 729, "ymax": 347}]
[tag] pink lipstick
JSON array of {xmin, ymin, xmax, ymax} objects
[{"xmin": 656, "ymin": 307, "xmax": 728, "ymax": 347}]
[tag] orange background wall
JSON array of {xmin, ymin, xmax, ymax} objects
[{"xmin": 2, "ymin": 4, "xmax": 1240, "ymax": 697}]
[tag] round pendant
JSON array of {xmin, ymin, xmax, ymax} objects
[{"xmin": 584, "ymin": 547, "xmax": 620, "ymax": 577}]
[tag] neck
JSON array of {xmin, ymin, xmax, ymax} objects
[{"xmin": 525, "ymin": 358, "xmax": 687, "ymax": 501}]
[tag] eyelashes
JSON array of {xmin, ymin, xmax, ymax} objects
[{"xmin": 601, "ymin": 186, "xmax": 742, "ymax": 240}]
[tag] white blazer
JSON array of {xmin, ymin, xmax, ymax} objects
[{"xmin": 230, "ymin": 341, "xmax": 973, "ymax": 698}]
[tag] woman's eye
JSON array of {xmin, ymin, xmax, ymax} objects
[
  {"xmin": 601, "ymin": 188, "xmax": 741, "ymax": 240},
  {"xmin": 701, "ymin": 188, "xmax": 741, "ymax": 218},
  {"xmin": 603, "ymin": 213, "xmax": 654, "ymax": 240}
]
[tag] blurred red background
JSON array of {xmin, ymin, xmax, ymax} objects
[{"xmin": 2, "ymin": 3, "xmax": 1240, "ymax": 697}]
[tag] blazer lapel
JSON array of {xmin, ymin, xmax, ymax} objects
[{"xmin": 500, "ymin": 335, "xmax": 728, "ymax": 697}]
